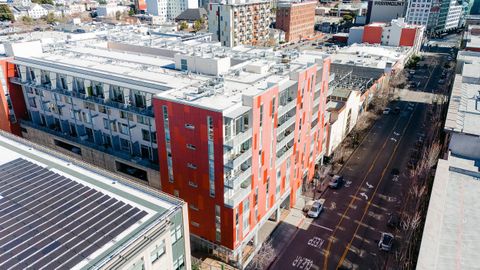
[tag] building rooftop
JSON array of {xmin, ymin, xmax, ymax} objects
[
  {"xmin": 327, "ymin": 43, "xmax": 410, "ymax": 69},
  {"xmin": 416, "ymin": 153, "xmax": 480, "ymax": 270},
  {"xmin": 0, "ymin": 131, "xmax": 183, "ymax": 270},
  {"xmin": 444, "ymin": 65, "xmax": 480, "ymax": 137},
  {"xmin": 465, "ymin": 25, "xmax": 480, "ymax": 50}
]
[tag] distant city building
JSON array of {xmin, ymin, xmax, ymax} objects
[
  {"xmin": 96, "ymin": 4, "xmax": 129, "ymax": 17},
  {"xmin": 464, "ymin": 25, "xmax": 480, "ymax": 52},
  {"xmin": 174, "ymin": 7, "xmax": 207, "ymax": 23},
  {"xmin": 208, "ymin": 0, "xmax": 271, "ymax": 47},
  {"xmin": 275, "ymin": 0, "xmax": 316, "ymax": 42},
  {"xmin": 0, "ymin": 131, "xmax": 191, "ymax": 270},
  {"xmin": 135, "ymin": 0, "xmax": 147, "ymax": 12},
  {"xmin": 365, "ymin": 0, "xmax": 406, "ymax": 24},
  {"xmin": 146, "ymin": 0, "xmax": 198, "ymax": 23},
  {"xmin": 348, "ymin": 18, "xmax": 425, "ymax": 52},
  {"xmin": 472, "ymin": 0, "xmax": 480, "ymax": 14},
  {"xmin": 406, "ymin": 0, "xmax": 464, "ymax": 34}
]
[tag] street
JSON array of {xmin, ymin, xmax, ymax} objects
[{"xmin": 266, "ymin": 43, "xmax": 454, "ymax": 270}]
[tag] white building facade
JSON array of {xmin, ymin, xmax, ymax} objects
[
  {"xmin": 208, "ymin": 0, "xmax": 271, "ymax": 47},
  {"xmin": 146, "ymin": 0, "xmax": 198, "ymax": 22}
]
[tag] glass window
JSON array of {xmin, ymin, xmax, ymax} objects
[
  {"xmin": 142, "ymin": 129, "xmax": 151, "ymax": 142},
  {"xmin": 150, "ymin": 240, "xmax": 166, "ymax": 263},
  {"xmin": 118, "ymin": 123, "xmax": 129, "ymax": 135},
  {"xmin": 207, "ymin": 116, "xmax": 215, "ymax": 197},
  {"xmin": 180, "ymin": 59, "xmax": 188, "ymax": 71}
]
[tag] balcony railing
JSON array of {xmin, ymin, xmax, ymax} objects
[
  {"xmin": 276, "ymin": 129, "xmax": 295, "ymax": 150},
  {"xmin": 276, "ymin": 145, "xmax": 294, "ymax": 167},
  {"xmin": 277, "ymin": 113, "xmax": 295, "ymax": 134},
  {"xmin": 20, "ymin": 120, "xmax": 159, "ymax": 170},
  {"xmin": 11, "ymin": 77, "xmax": 154, "ymax": 117},
  {"xmin": 224, "ymin": 165, "xmax": 252, "ymax": 190},
  {"xmin": 278, "ymin": 97, "xmax": 296, "ymax": 117},
  {"xmin": 224, "ymin": 148, "xmax": 252, "ymax": 170},
  {"xmin": 224, "ymin": 180, "xmax": 252, "ymax": 208},
  {"xmin": 224, "ymin": 128, "xmax": 252, "ymax": 149}
]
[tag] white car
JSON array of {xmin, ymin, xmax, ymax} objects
[
  {"xmin": 383, "ymin": 108, "xmax": 391, "ymax": 115},
  {"xmin": 307, "ymin": 201, "xmax": 324, "ymax": 218}
]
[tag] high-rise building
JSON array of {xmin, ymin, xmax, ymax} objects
[
  {"xmin": 275, "ymin": 0, "xmax": 316, "ymax": 42},
  {"xmin": 146, "ymin": 0, "xmax": 198, "ymax": 22},
  {"xmin": 0, "ymin": 130, "xmax": 191, "ymax": 270},
  {"xmin": 0, "ymin": 37, "xmax": 331, "ymax": 268},
  {"xmin": 406, "ymin": 0, "xmax": 464, "ymax": 33},
  {"xmin": 208, "ymin": 0, "xmax": 272, "ymax": 47},
  {"xmin": 365, "ymin": 0, "xmax": 406, "ymax": 24}
]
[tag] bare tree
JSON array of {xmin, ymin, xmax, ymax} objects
[{"xmin": 249, "ymin": 241, "xmax": 275, "ymax": 270}]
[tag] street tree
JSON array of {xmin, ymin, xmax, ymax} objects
[
  {"xmin": 193, "ymin": 19, "xmax": 202, "ymax": 32},
  {"xmin": 0, "ymin": 4, "xmax": 14, "ymax": 22},
  {"xmin": 22, "ymin": 16, "xmax": 33, "ymax": 25},
  {"xmin": 32, "ymin": 0, "xmax": 54, "ymax": 5},
  {"xmin": 179, "ymin": 21, "xmax": 188, "ymax": 30},
  {"xmin": 44, "ymin": 12, "xmax": 56, "ymax": 24},
  {"xmin": 249, "ymin": 241, "xmax": 275, "ymax": 270}
]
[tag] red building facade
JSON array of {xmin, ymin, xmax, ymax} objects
[
  {"xmin": 153, "ymin": 56, "xmax": 331, "ymax": 263},
  {"xmin": 0, "ymin": 58, "xmax": 27, "ymax": 136}
]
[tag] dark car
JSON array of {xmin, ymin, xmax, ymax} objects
[
  {"xmin": 387, "ymin": 213, "xmax": 400, "ymax": 229},
  {"xmin": 378, "ymin": 233, "xmax": 394, "ymax": 251},
  {"xmin": 393, "ymin": 107, "xmax": 401, "ymax": 114},
  {"xmin": 328, "ymin": 175, "xmax": 344, "ymax": 189}
]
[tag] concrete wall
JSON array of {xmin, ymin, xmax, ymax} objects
[
  {"xmin": 348, "ymin": 27, "xmax": 364, "ymax": 45},
  {"xmin": 21, "ymin": 126, "xmax": 162, "ymax": 189},
  {"xmin": 174, "ymin": 53, "xmax": 231, "ymax": 75}
]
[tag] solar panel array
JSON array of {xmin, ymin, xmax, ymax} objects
[{"xmin": 0, "ymin": 158, "xmax": 148, "ymax": 270}]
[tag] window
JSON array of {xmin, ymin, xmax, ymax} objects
[
  {"xmin": 163, "ymin": 106, "xmax": 174, "ymax": 182},
  {"xmin": 137, "ymin": 115, "xmax": 150, "ymax": 125},
  {"xmin": 84, "ymin": 101, "xmax": 95, "ymax": 110},
  {"xmin": 187, "ymin": 163, "xmax": 197, "ymax": 169},
  {"xmin": 120, "ymin": 138, "xmax": 131, "ymax": 152},
  {"xmin": 189, "ymin": 204, "xmax": 199, "ymax": 211},
  {"xmin": 150, "ymin": 240, "xmax": 166, "ymax": 263},
  {"xmin": 185, "ymin": 123, "xmax": 195, "ymax": 129},
  {"xmin": 207, "ymin": 116, "xmax": 215, "ymax": 197},
  {"xmin": 186, "ymin": 144, "xmax": 196, "ymax": 150},
  {"xmin": 142, "ymin": 129, "xmax": 151, "ymax": 142},
  {"xmin": 103, "ymin": 118, "xmax": 110, "ymax": 130},
  {"xmin": 180, "ymin": 59, "xmax": 188, "ymax": 71},
  {"xmin": 215, "ymin": 205, "xmax": 221, "ymax": 242},
  {"xmin": 120, "ymin": 111, "xmax": 134, "ymax": 121},
  {"xmin": 188, "ymin": 181, "xmax": 198, "ymax": 188},
  {"xmin": 259, "ymin": 104, "xmax": 263, "ymax": 127},
  {"xmin": 191, "ymin": 221, "xmax": 200, "ymax": 227},
  {"xmin": 28, "ymin": 97, "xmax": 37, "ymax": 108},
  {"xmin": 173, "ymin": 254, "xmax": 185, "ymax": 270},
  {"xmin": 119, "ymin": 123, "xmax": 129, "ymax": 135},
  {"xmin": 98, "ymin": 105, "xmax": 106, "ymax": 114},
  {"xmin": 171, "ymin": 225, "xmax": 183, "ymax": 244}
]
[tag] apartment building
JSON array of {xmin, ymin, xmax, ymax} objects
[
  {"xmin": 275, "ymin": 0, "xmax": 316, "ymax": 42},
  {"xmin": 349, "ymin": 18, "xmax": 425, "ymax": 52},
  {"xmin": 0, "ymin": 131, "xmax": 191, "ymax": 270},
  {"xmin": 406, "ymin": 0, "xmax": 464, "ymax": 33},
  {"xmin": 1, "ymin": 36, "xmax": 331, "ymax": 268},
  {"xmin": 146, "ymin": 0, "xmax": 198, "ymax": 22},
  {"xmin": 208, "ymin": 0, "xmax": 271, "ymax": 47},
  {"xmin": 155, "ymin": 50, "xmax": 330, "ymax": 266}
]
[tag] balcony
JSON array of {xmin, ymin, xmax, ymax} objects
[
  {"xmin": 224, "ymin": 164, "xmax": 252, "ymax": 190},
  {"xmin": 278, "ymin": 97, "xmax": 296, "ymax": 117},
  {"xmin": 276, "ymin": 128, "xmax": 294, "ymax": 150},
  {"xmin": 224, "ymin": 128, "xmax": 252, "ymax": 149},
  {"xmin": 20, "ymin": 120, "xmax": 159, "ymax": 170},
  {"xmin": 277, "ymin": 111, "xmax": 296, "ymax": 134},
  {"xmin": 224, "ymin": 148, "xmax": 252, "ymax": 170},
  {"xmin": 10, "ymin": 78, "xmax": 154, "ymax": 117},
  {"xmin": 276, "ymin": 142, "xmax": 294, "ymax": 167},
  {"xmin": 224, "ymin": 178, "xmax": 252, "ymax": 208}
]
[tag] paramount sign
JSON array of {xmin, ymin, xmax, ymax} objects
[{"xmin": 374, "ymin": 1, "xmax": 404, "ymax": 6}]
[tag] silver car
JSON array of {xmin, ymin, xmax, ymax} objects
[{"xmin": 307, "ymin": 201, "xmax": 324, "ymax": 218}]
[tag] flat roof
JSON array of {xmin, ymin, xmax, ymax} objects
[
  {"xmin": 0, "ymin": 132, "xmax": 183, "ymax": 270},
  {"xmin": 328, "ymin": 44, "xmax": 409, "ymax": 69},
  {"xmin": 417, "ymin": 154, "xmax": 480, "ymax": 270},
  {"xmin": 444, "ymin": 67, "xmax": 480, "ymax": 137}
]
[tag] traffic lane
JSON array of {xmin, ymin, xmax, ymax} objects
[
  {"xmin": 325, "ymin": 105, "xmax": 414, "ymax": 269},
  {"xmin": 341, "ymin": 104, "xmax": 427, "ymax": 269},
  {"xmin": 271, "ymin": 105, "xmax": 408, "ymax": 270}
]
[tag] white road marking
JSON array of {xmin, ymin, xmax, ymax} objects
[
  {"xmin": 360, "ymin": 192, "xmax": 369, "ymax": 200},
  {"xmin": 307, "ymin": 237, "xmax": 324, "ymax": 249},
  {"xmin": 390, "ymin": 137, "xmax": 398, "ymax": 143},
  {"xmin": 366, "ymin": 182, "xmax": 374, "ymax": 189},
  {"xmin": 345, "ymin": 180, "xmax": 352, "ymax": 188},
  {"xmin": 292, "ymin": 256, "xmax": 313, "ymax": 270},
  {"xmin": 304, "ymin": 221, "xmax": 334, "ymax": 232},
  {"xmin": 393, "ymin": 132, "xmax": 400, "ymax": 136}
]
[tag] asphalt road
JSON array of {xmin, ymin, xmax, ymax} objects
[{"xmin": 269, "ymin": 49, "xmax": 453, "ymax": 270}]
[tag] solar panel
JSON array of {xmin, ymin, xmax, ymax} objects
[{"xmin": 0, "ymin": 158, "xmax": 148, "ymax": 270}]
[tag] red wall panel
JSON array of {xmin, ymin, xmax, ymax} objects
[
  {"xmin": 399, "ymin": 28, "xmax": 417, "ymax": 47},
  {"xmin": 362, "ymin": 25, "xmax": 383, "ymax": 44}
]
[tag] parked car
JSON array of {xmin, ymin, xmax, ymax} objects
[
  {"xmin": 409, "ymin": 70, "xmax": 415, "ymax": 75},
  {"xmin": 307, "ymin": 201, "xmax": 324, "ymax": 218},
  {"xmin": 378, "ymin": 232, "xmax": 394, "ymax": 251},
  {"xmin": 393, "ymin": 107, "xmax": 401, "ymax": 114},
  {"xmin": 329, "ymin": 175, "xmax": 344, "ymax": 189},
  {"xmin": 383, "ymin": 108, "xmax": 391, "ymax": 115},
  {"xmin": 387, "ymin": 213, "xmax": 400, "ymax": 229}
]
